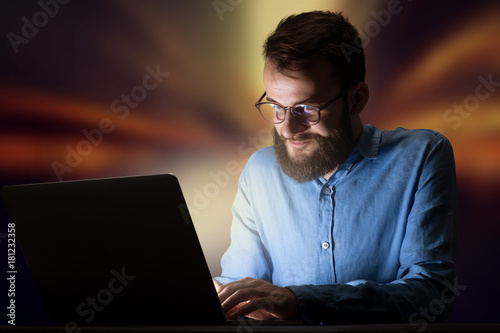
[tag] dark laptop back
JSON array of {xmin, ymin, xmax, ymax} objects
[{"xmin": 1, "ymin": 174, "xmax": 225, "ymax": 326}]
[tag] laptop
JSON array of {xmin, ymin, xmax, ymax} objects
[
  {"xmin": 2, "ymin": 174, "xmax": 304, "ymax": 327},
  {"xmin": 2, "ymin": 174, "xmax": 229, "ymax": 326}
]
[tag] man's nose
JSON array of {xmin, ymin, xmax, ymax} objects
[{"xmin": 279, "ymin": 110, "xmax": 308, "ymax": 139}]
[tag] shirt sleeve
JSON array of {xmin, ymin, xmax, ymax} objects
[
  {"xmin": 215, "ymin": 158, "xmax": 272, "ymax": 285},
  {"xmin": 287, "ymin": 135, "xmax": 458, "ymax": 324}
]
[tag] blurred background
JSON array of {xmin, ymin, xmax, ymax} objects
[{"xmin": 1, "ymin": 0, "xmax": 499, "ymax": 325}]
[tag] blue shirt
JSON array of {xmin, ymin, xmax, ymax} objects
[{"xmin": 216, "ymin": 124, "xmax": 457, "ymax": 324}]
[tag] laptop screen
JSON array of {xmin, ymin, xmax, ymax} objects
[{"xmin": 1, "ymin": 174, "xmax": 225, "ymax": 326}]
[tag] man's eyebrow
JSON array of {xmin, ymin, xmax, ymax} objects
[{"xmin": 266, "ymin": 96, "xmax": 315, "ymax": 105}]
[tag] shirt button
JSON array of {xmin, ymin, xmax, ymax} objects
[
  {"xmin": 322, "ymin": 187, "xmax": 331, "ymax": 195},
  {"xmin": 322, "ymin": 242, "xmax": 330, "ymax": 249}
]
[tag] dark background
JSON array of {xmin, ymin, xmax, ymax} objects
[{"xmin": 0, "ymin": 0, "xmax": 499, "ymax": 325}]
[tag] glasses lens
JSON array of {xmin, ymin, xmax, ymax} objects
[
  {"xmin": 292, "ymin": 105, "xmax": 319, "ymax": 124},
  {"xmin": 258, "ymin": 103, "xmax": 284, "ymax": 123}
]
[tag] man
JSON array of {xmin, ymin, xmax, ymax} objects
[{"xmin": 214, "ymin": 11, "xmax": 457, "ymax": 325}]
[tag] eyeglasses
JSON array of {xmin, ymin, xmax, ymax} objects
[{"xmin": 254, "ymin": 90, "xmax": 345, "ymax": 126}]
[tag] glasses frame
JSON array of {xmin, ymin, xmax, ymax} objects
[{"xmin": 254, "ymin": 89, "xmax": 347, "ymax": 126}]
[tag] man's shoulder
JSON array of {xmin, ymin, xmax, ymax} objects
[
  {"xmin": 246, "ymin": 146, "xmax": 277, "ymax": 167},
  {"xmin": 380, "ymin": 127, "xmax": 448, "ymax": 148},
  {"xmin": 239, "ymin": 146, "xmax": 282, "ymax": 186},
  {"xmin": 373, "ymin": 127, "xmax": 453, "ymax": 166}
]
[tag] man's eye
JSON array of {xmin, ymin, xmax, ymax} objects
[{"xmin": 294, "ymin": 105, "xmax": 314, "ymax": 114}]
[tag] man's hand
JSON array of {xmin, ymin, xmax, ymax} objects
[{"xmin": 214, "ymin": 277, "xmax": 298, "ymax": 320}]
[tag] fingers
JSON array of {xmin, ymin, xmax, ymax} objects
[
  {"xmin": 225, "ymin": 301, "xmax": 248, "ymax": 320},
  {"xmin": 213, "ymin": 278, "xmax": 222, "ymax": 291},
  {"xmin": 215, "ymin": 277, "xmax": 298, "ymax": 320},
  {"xmin": 227, "ymin": 298, "xmax": 278, "ymax": 320},
  {"xmin": 217, "ymin": 277, "xmax": 257, "ymax": 303},
  {"xmin": 217, "ymin": 278, "xmax": 262, "ymax": 316},
  {"xmin": 221, "ymin": 286, "xmax": 260, "ymax": 314}
]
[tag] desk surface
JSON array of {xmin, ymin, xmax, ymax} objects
[{"xmin": 2, "ymin": 324, "xmax": 500, "ymax": 333}]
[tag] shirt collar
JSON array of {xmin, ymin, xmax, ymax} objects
[
  {"xmin": 316, "ymin": 124, "xmax": 381, "ymax": 185},
  {"xmin": 355, "ymin": 124, "xmax": 381, "ymax": 159}
]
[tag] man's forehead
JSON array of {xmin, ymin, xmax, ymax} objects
[
  {"xmin": 264, "ymin": 61, "xmax": 301, "ymax": 80},
  {"xmin": 264, "ymin": 59, "xmax": 340, "ymax": 86},
  {"xmin": 263, "ymin": 59, "xmax": 341, "ymax": 101}
]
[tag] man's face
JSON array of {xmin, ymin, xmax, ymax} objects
[{"xmin": 263, "ymin": 59, "xmax": 355, "ymax": 182}]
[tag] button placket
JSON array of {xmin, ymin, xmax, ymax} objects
[{"xmin": 318, "ymin": 183, "xmax": 336, "ymax": 283}]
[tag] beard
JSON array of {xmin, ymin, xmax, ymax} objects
[{"xmin": 273, "ymin": 106, "xmax": 354, "ymax": 183}]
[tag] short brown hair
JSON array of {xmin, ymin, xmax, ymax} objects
[{"xmin": 263, "ymin": 11, "xmax": 365, "ymax": 88}]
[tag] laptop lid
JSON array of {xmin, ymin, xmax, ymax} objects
[{"xmin": 1, "ymin": 174, "xmax": 226, "ymax": 326}]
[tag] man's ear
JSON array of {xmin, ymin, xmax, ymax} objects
[{"xmin": 348, "ymin": 82, "xmax": 369, "ymax": 115}]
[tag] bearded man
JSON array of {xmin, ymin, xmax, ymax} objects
[{"xmin": 214, "ymin": 11, "xmax": 457, "ymax": 325}]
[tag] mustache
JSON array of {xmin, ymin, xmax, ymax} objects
[{"xmin": 275, "ymin": 132, "xmax": 323, "ymax": 143}]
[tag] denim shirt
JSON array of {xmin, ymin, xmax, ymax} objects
[{"xmin": 216, "ymin": 124, "xmax": 457, "ymax": 324}]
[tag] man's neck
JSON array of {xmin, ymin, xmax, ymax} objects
[
  {"xmin": 321, "ymin": 122, "xmax": 364, "ymax": 181},
  {"xmin": 322, "ymin": 169, "xmax": 336, "ymax": 181}
]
